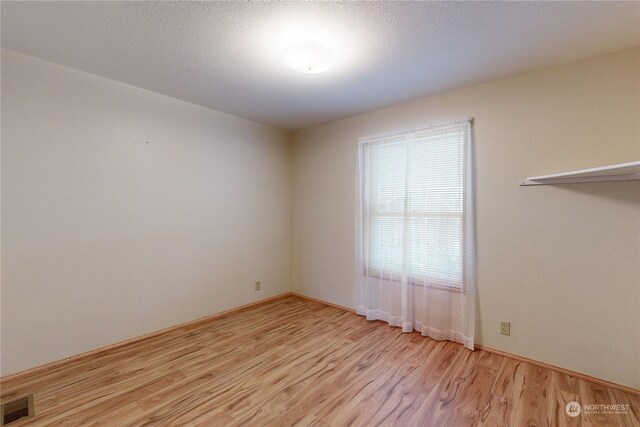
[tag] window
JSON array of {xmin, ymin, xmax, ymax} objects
[{"xmin": 358, "ymin": 119, "xmax": 472, "ymax": 289}]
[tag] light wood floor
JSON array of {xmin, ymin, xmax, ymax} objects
[{"xmin": 1, "ymin": 296, "xmax": 638, "ymax": 426}]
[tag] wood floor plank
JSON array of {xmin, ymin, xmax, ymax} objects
[
  {"xmin": 546, "ymin": 371, "xmax": 582, "ymax": 427},
  {"xmin": 36, "ymin": 371, "xmax": 188, "ymax": 427},
  {"xmin": 612, "ymin": 389, "xmax": 640, "ymax": 427},
  {"xmin": 1, "ymin": 295, "xmax": 637, "ymax": 426},
  {"xmin": 512, "ymin": 363, "xmax": 553, "ymax": 427},
  {"xmin": 406, "ymin": 347, "xmax": 480, "ymax": 426},
  {"xmin": 444, "ymin": 351, "xmax": 504, "ymax": 427}
]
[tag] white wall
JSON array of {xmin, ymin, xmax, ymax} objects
[
  {"xmin": 291, "ymin": 47, "xmax": 640, "ymax": 388},
  {"xmin": 1, "ymin": 49, "xmax": 291, "ymax": 376}
]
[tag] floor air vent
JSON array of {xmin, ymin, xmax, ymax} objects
[{"xmin": 1, "ymin": 395, "xmax": 34, "ymax": 426}]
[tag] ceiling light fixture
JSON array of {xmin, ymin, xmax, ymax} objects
[{"xmin": 282, "ymin": 41, "xmax": 336, "ymax": 74}]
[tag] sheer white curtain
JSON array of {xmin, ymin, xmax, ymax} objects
[{"xmin": 356, "ymin": 118, "xmax": 476, "ymax": 349}]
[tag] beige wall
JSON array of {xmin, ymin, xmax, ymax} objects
[
  {"xmin": 291, "ymin": 47, "xmax": 640, "ymax": 388},
  {"xmin": 1, "ymin": 50, "xmax": 291, "ymax": 376}
]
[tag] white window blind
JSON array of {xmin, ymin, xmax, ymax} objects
[{"xmin": 356, "ymin": 118, "xmax": 476, "ymax": 349}]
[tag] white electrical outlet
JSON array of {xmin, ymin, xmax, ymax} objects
[
  {"xmin": 255, "ymin": 281, "xmax": 261, "ymax": 291},
  {"xmin": 500, "ymin": 320, "xmax": 511, "ymax": 336}
]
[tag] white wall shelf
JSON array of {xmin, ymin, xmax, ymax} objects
[{"xmin": 520, "ymin": 161, "xmax": 640, "ymax": 186}]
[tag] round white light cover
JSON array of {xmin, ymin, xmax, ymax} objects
[{"xmin": 283, "ymin": 41, "xmax": 336, "ymax": 74}]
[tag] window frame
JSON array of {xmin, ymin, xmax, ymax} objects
[{"xmin": 359, "ymin": 125, "xmax": 469, "ymax": 293}]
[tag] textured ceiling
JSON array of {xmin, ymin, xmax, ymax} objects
[{"xmin": 2, "ymin": 2, "xmax": 639, "ymax": 130}]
